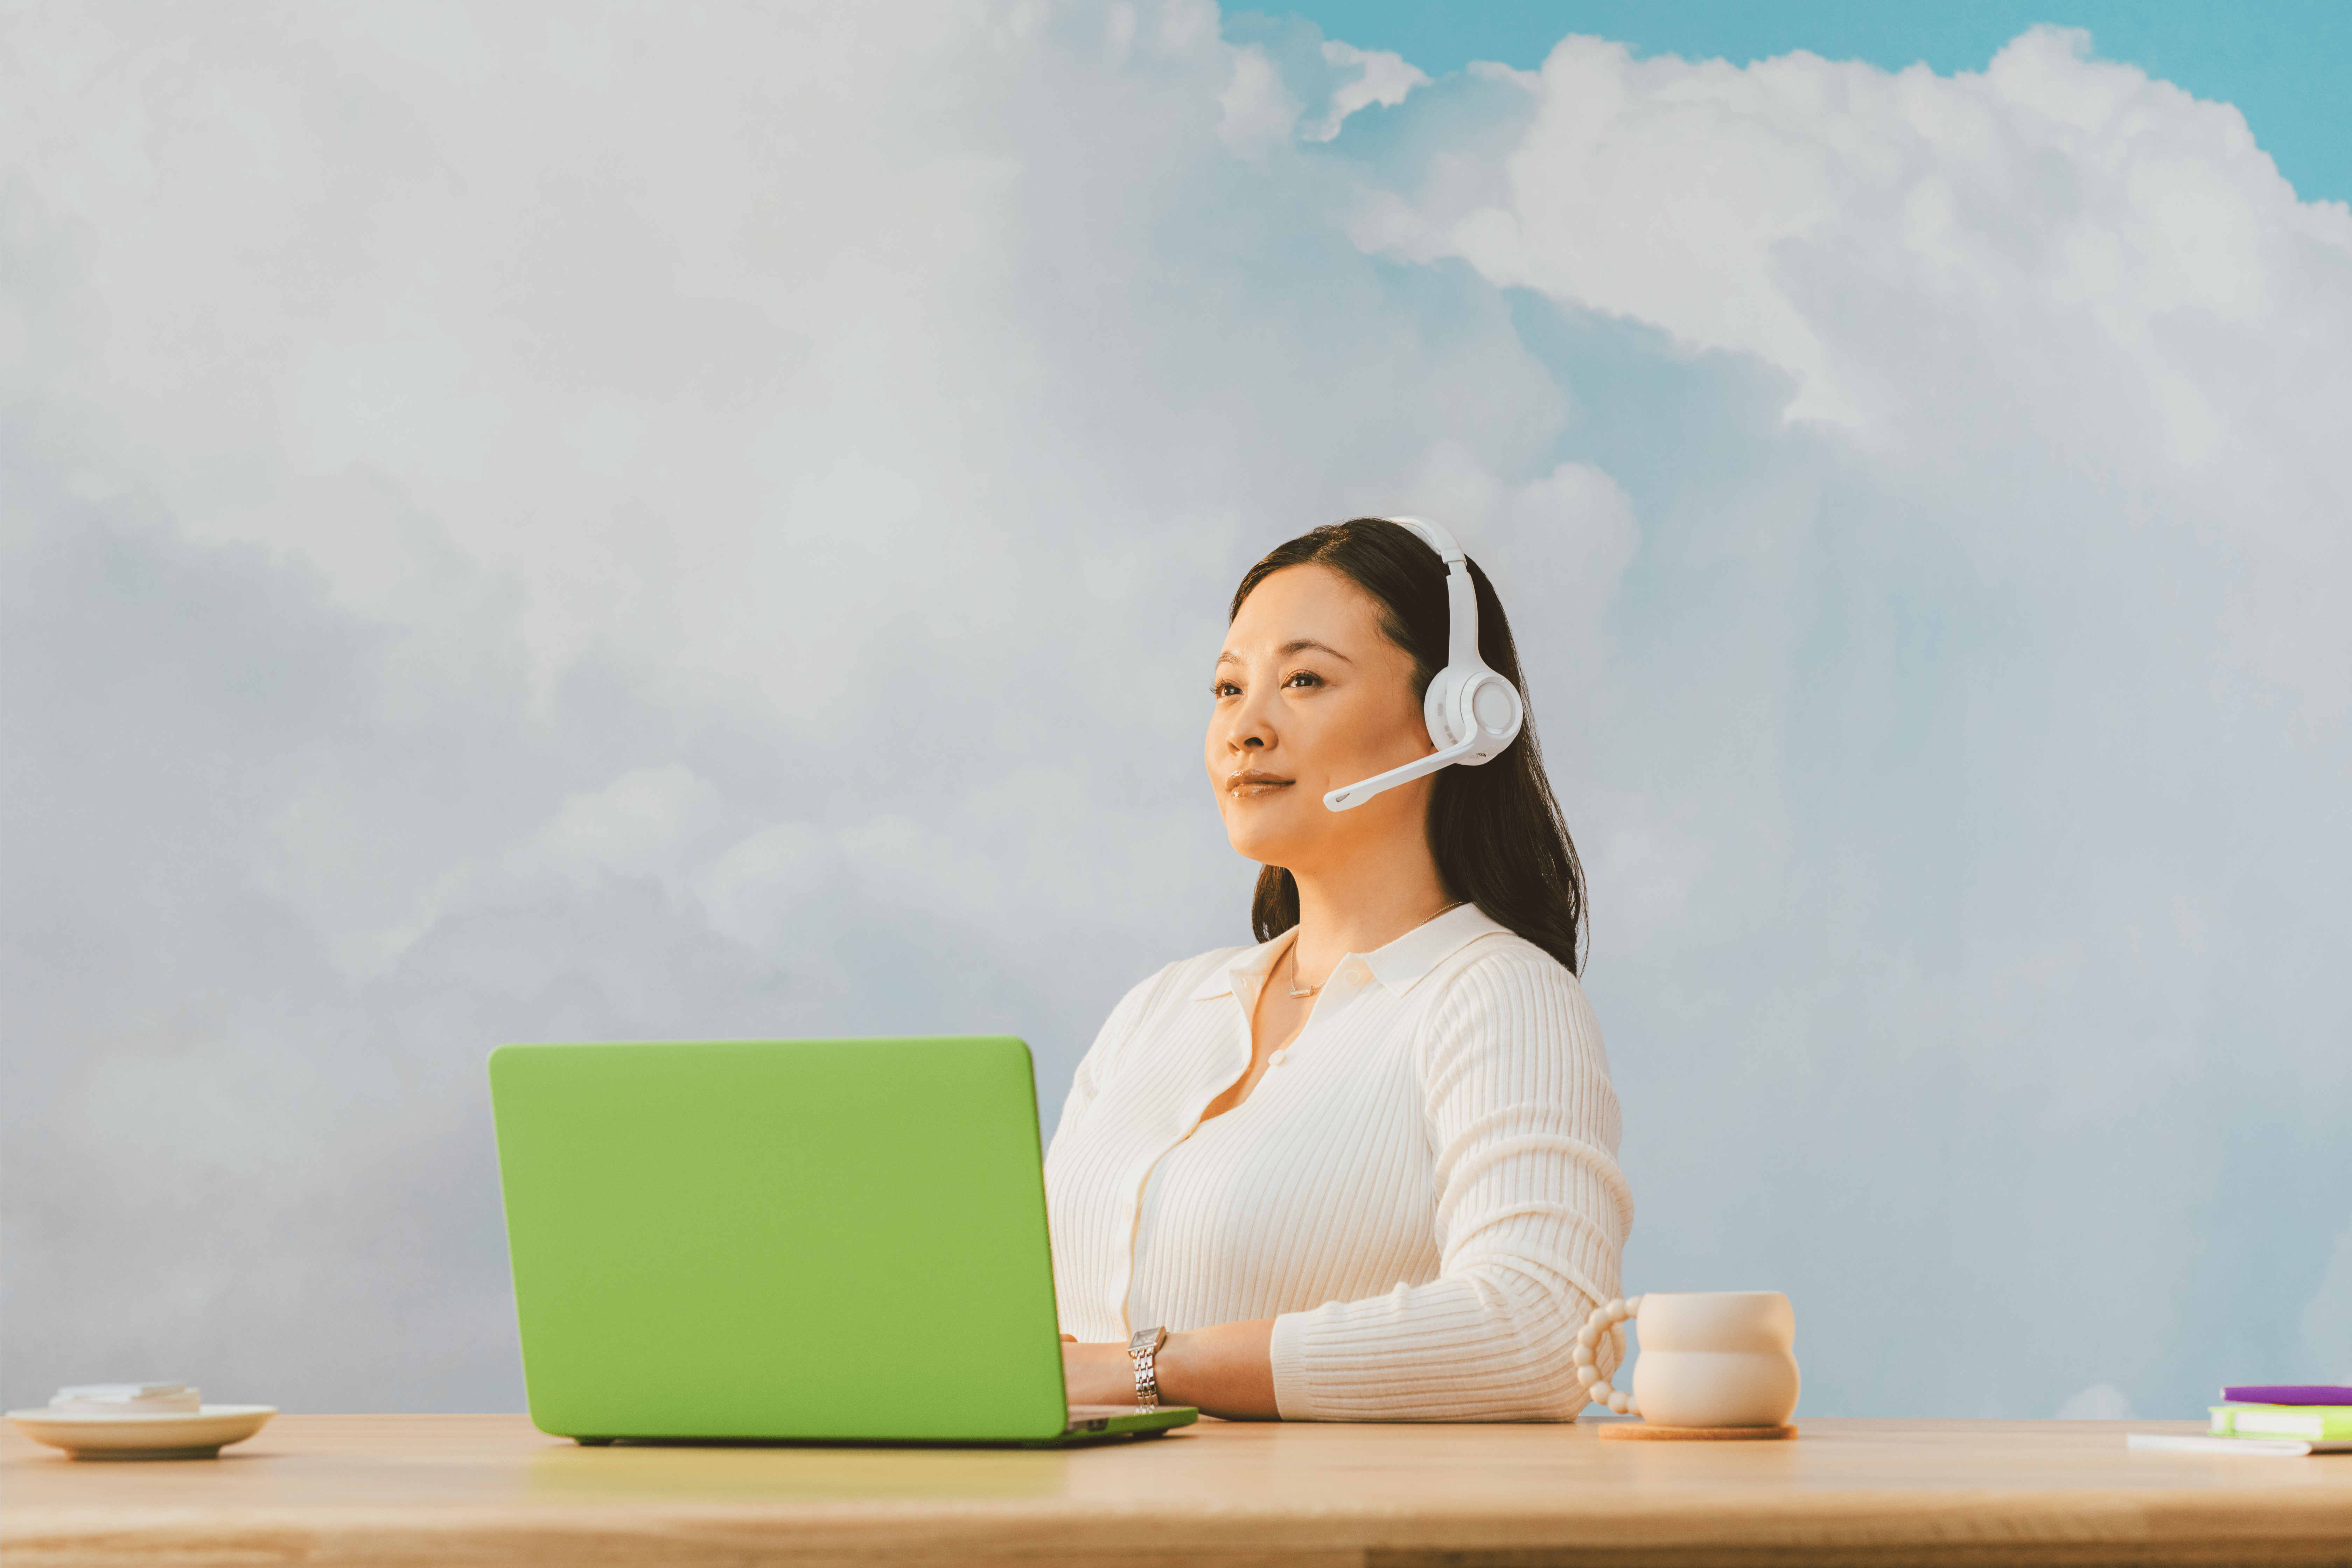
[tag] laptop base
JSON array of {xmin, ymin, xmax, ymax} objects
[{"xmin": 566, "ymin": 1404, "xmax": 1199, "ymax": 1450}]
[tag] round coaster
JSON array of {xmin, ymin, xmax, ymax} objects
[{"xmin": 1597, "ymin": 1422, "xmax": 1798, "ymax": 1442}]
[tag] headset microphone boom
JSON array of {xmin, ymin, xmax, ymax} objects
[{"xmin": 1321, "ymin": 518, "xmax": 1526, "ymax": 811}]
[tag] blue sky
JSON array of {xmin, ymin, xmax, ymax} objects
[{"xmin": 1279, "ymin": 1, "xmax": 2351, "ymax": 204}]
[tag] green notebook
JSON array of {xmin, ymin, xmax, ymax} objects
[
  {"xmin": 489, "ymin": 1035, "xmax": 1195, "ymax": 1446},
  {"xmin": 2210, "ymin": 1404, "xmax": 2352, "ymax": 1441}
]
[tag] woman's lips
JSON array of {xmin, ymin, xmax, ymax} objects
[{"xmin": 1226, "ymin": 770, "xmax": 1294, "ymax": 799}]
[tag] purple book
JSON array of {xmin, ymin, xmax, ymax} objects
[{"xmin": 2222, "ymin": 1385, "xmax": 2352, "ymax": 1406}]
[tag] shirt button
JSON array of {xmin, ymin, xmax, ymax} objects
[
  {"xmin": 1345, "ymin": 966, "xmax": 1369, "ymax": 986},
  {"xmin": 1269, "ymin": 1049, "xmax": 1288, "ymax": 1066}
]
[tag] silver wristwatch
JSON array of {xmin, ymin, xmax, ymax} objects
[{"xmin": 1127, "ymin": 1326, "xmax": 1168, "ymax": 1409}]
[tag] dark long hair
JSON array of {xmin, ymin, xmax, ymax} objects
[{"xmin": 1230, "ymin": 517, "xmax": 1588, "ymax": 975}]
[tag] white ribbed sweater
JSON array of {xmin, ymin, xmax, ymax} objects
[{"xmin": 1043, "ymin": 904, "xmax": 1632, "ymax": 1422}]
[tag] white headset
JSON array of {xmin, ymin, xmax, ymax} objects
[{"xmin": 1323, "ymin": 517, "xmax": 1526, "ymax": 811}]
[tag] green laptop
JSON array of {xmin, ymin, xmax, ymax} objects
[{"xmin": 488, "ymin": 1035, "xmax": 1196, "ymax": 1446}]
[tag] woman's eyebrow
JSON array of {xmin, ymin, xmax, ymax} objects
[{"xmin": 1216, "ymin": 639, "xmax": 1355, "ymax": 666}]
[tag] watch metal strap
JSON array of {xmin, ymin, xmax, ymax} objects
[{"xmin": 1127, "ymin": 1326, "xmax": 1168, "ymax": 1409}]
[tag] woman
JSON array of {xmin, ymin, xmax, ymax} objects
[{"xmin": 1044, "ymin": 517, "xmax": 1632, "ymax": 1422}]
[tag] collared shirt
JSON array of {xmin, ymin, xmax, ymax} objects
[{"xmin": 1043, "ymin": 903, "xmax": 1633, "ymax": 1421}]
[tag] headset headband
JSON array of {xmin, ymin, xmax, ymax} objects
[{"xmin": 1322, "ymin": 517, "xmax": 1526, "ymax": 811}]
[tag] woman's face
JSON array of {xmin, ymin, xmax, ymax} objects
[{"xmin": 1206, "ymin": 564, "xmax": 1436, "ymax": 874}]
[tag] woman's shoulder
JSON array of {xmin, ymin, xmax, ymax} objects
[
  {"xmin": 1418, "ymin": 921, "xmax": 1604, "ymax": 1050},
  {"xmin": 1448, "ymin": 926, "xmax": 1587, "ymax": 991},
  {"xmin": 1408, "ymin": 910, "xmax": 1588, "ymax": 1001},
  {"xmin": 1092, "ymin": 940, "xmax": 1255, "ymax": 1040},
  {"xmin": 1071, "ymin": 941, "xmax": 1251, "ymax": 1084},
  {"xmin": 1121, "ymin": 941, "xmax": 1256, "ymax": 1014}
]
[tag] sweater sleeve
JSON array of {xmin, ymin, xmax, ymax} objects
[{"xmin": 1267, "ymin": 950, "xmax": 1633, "ymax": 1421}]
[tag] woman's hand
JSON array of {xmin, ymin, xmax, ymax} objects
[
  {"xmin": 1060, "ymin": 1338, "xmax": 1144, "ymax": 1406},
  {"xmin": 1059, "ymin": 1320, "xmax": 1281, "ymax": 1421}
]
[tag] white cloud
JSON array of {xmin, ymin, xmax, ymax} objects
[
  {"xmin": 1357, "ymin": 26, "xmax": 2352, "ymax": 432},
  {"xmin": 1, "ymin": 2, "xmax": 2345, "ymax": 1422},
  {"xmin": 1303, "ymin": 40, "xmax": 1428, "ymax": 143},
  {"xmin": 1220, "ymin": 44, "xmax": 1301, "ymax": 153}
]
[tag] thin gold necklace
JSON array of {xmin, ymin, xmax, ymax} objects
[{"xmin": 1288, "ymin": 940, "xmax": 1322, "ymax": 999}]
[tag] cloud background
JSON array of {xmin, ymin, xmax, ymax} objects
[{"xmin": 3, "ymin": 1, "xmax": 2346, "ymax": 1416}]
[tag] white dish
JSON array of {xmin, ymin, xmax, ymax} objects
[{"xmin": 5, "ymin": 1405, "xmax": 276, "ymax": 1460}]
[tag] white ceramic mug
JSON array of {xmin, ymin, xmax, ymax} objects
[{"xmin": 1577, "ymin": 1291, "xmax": 1800, "ymax": 1428}]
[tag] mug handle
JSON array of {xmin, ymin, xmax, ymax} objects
[{"xmin": 1573, "ymin": 1295, "xmax": 1644, "ymax": 1415}]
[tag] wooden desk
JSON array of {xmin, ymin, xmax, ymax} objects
[{"xmin": 6, "ymin": 1415, "xmax": 2350, "ymax": 1566}]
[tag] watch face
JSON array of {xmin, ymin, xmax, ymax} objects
[{"xmin": 1128, "ymin": 1327, "xmax": 1162, "ymax": 1354}]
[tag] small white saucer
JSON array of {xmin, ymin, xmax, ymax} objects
[{"xmin": 5, "ymin": 1405, "xmax": 276, "ymax": 1460}]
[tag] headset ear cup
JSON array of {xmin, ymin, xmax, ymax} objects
[
  {"xmin": 1473, "ymin": 677, "xmax": 1524, "ymax": 743},
  {"xmin": 1454, "ymin": 671, "xmax": 1525, "ymax": 763},
  {"xmin": 1424, "ymin": 668, "xmax": 1461, "ymax": 748}
]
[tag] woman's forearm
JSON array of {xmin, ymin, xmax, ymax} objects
[
  {"xmin": 1062, "ymin": 1318, "xmax": 1281, "ymax": 1421},
  {"xmin": 1156, "ymin": 1318, "xmax": 1279, "ymax": 1420}
]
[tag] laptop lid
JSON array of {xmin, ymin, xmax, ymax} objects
[{"xmin": 489, "ymin": 1035, "xmax": 1070, "ymax": 1442}]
